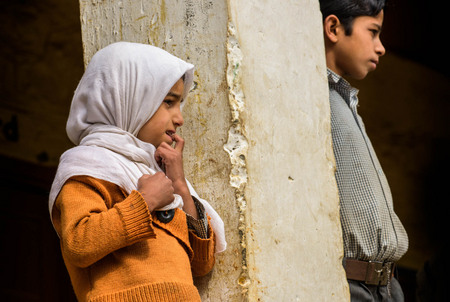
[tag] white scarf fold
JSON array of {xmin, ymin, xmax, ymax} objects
[{"xmin": 48, "ymin": 42, "xmax": 226, "ymax": 253}]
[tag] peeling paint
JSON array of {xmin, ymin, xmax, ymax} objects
[{"xmin": 224, "ymin": 20, "xmax": 250, "ymax": 295}]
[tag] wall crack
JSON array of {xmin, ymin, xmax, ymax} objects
[{"xmin": 223, "ymin": 21, "xmax": 250, "ymax": 294}]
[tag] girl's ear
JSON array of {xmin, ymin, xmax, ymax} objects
[{"xmin": 323, "ymin": 14, "xmax": 341, "ymax": 43}]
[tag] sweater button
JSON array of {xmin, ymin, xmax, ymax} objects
[{"xmin": 156, "ymin": 209, "xmax": 175, "ymax": 223}]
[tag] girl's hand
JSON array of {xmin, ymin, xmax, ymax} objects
[
  {"xmin": 154, "ymin": 134, "xmax": 198, "ymax": 219},
  {"xmin": 154, "ymin": 134, "xmax": 187, "ymax": 192},
  {"xmin": 137, "ymin": 172, "xmax": 174, "ymax": 212}
]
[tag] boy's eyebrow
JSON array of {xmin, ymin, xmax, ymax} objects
[{"xmin": 372, "ymin": 23, "xmax": 382, "ymax": 31}]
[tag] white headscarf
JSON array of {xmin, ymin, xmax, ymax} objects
[{"xmin": 49, "ymin": 42, "xmax": 226, "ymax": 253}]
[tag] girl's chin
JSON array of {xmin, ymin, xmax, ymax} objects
[{"xmin": 165, "ymin": 135, "xmax": 175, "ymax": 145}]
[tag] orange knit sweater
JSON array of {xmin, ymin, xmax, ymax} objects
[{"xmin": 51, "ymin": 176, "xmax": 216, "ymax": 302}]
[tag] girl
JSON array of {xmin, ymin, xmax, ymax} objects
[{"xmin": 49, "ymin": 42, "xmax": 226, "ymax": 302}]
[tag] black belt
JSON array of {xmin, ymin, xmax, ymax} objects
[{"xmin": 344, "ymin": 258, "xmax": 395, "ymax": 286}]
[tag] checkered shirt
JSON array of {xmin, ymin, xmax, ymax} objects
[
  {"xmin": 186, "ymin": 196, "xmax": 209, "ymax": 238},
  {"xmin": 328, "ymin": 69, "xmax": 408, "ymax": 262}
]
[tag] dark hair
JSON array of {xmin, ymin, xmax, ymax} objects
[{"xmin": 319, "ymin": 0, "xmax": 386, "ymax": 35}]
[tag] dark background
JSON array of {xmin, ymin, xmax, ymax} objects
[{"xmin": 0, "ymin": 0, "xmax": 448, "ymax": 301}]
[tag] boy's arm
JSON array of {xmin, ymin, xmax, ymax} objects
[{"xmin": 53, "ymin": 177, "xmax": 155, "ymax": 268}]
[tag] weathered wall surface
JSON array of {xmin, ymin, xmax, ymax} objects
[
  {"xmin": 79, "ymin": 0, "xmax": 348, "ymax": 301},
  {"xmin": 227, "ymin": 1, "xmax": 348, "ymax": 300}
]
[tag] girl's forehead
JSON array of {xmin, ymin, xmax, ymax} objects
[{"xmin": 167, "ymin": 78, "xmax": 185, "ymax": 95}]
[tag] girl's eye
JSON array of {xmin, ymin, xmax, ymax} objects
[{"xmin": 164, "ymin": 100, "xmax": 174, "ymax": 107}]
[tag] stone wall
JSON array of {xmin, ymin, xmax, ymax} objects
[{"xmin": 78, "ymin": 0, "xmax": 349, "ymax": 300}]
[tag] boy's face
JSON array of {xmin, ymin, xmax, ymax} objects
[
  {"xmin": 332, "ymin": 10, "xmax": 385, "ymax": 80},
  {"xmin": 137, "ymin": 78, "xmax": 184, "ymax": 147}
]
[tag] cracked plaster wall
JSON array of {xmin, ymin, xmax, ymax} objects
[
  {"xmin": 79, "ymin": 0, "xmax": 349, "ymax": 300},
  {"xmin": 227, "ymin": 1, "xmax": 348, "ymax": 300}
]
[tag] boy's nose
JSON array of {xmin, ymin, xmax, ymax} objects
[{"xmin": 376, "ymin": 39, "xmax": 386, "ymax": 57}]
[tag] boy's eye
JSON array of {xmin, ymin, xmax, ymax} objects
[{"xmin": 370, "ymin": 29, "xmax": 380, "ymax": 37}]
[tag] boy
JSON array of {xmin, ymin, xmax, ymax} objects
[{"xmin": 319, "ymin": 1, "xmax": 408, "ymax": 301}]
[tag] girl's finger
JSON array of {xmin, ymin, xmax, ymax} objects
[
  {"xmin": 154, "ymin": 148, "xmax": 164, "ymax": 165},
  {"xmin": 158, "ymin": 142, "xmax": 172, "ymax": 150},
  {"xmin": 172, "ymin": 134, "xmax": 185, "ymax": 152}
]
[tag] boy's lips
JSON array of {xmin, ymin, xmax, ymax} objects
[{"xmin": 369, "ymin": 59, "xmax": 378, "ymax": 70}]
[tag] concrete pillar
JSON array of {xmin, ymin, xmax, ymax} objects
[{"xmin": 79, "ymin": 0, "xmax": 349, "ymax": 300}]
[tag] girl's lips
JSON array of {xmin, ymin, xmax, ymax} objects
[{"xmin": 165, "ymin": 131, "xmax": 175, "ymax": 141}]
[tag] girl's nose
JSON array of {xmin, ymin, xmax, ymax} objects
[{"xmin": 173, "ymin": 108, "xmax": 184, "ymax": 127}]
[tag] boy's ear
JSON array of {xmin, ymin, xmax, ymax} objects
[{"xmin": 323, "ymin": 14, "xmax": 341, "ymax": 43}]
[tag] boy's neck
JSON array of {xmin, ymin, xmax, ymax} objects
[
  {"xmin": 326, "ymin": 64, "xmax": 345, "ymax": 82},
  {"xmin": 325, "ymin": 51, "xmax": 344, "ymax": 79}
]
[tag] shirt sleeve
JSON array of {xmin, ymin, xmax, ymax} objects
[{"xmin": 185, "ymin": 196, "xmax": 209, "ymax": 239}]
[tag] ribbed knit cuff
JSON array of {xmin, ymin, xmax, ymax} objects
[
  {"xmin": 189, "ymin": 216, "xmax": 215, "ymax": 262},
  {"xmin": 115, "ymin": 190, "xmax": 156, "ymax": 242}
]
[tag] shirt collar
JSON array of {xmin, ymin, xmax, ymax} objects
[
  {"xmin": 327, "ymin": 68, "xmax": 359, "ymax": 108},
  {"xmin": 327, "ymin": 68, "xmax": 341, "ymax": 85}
]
